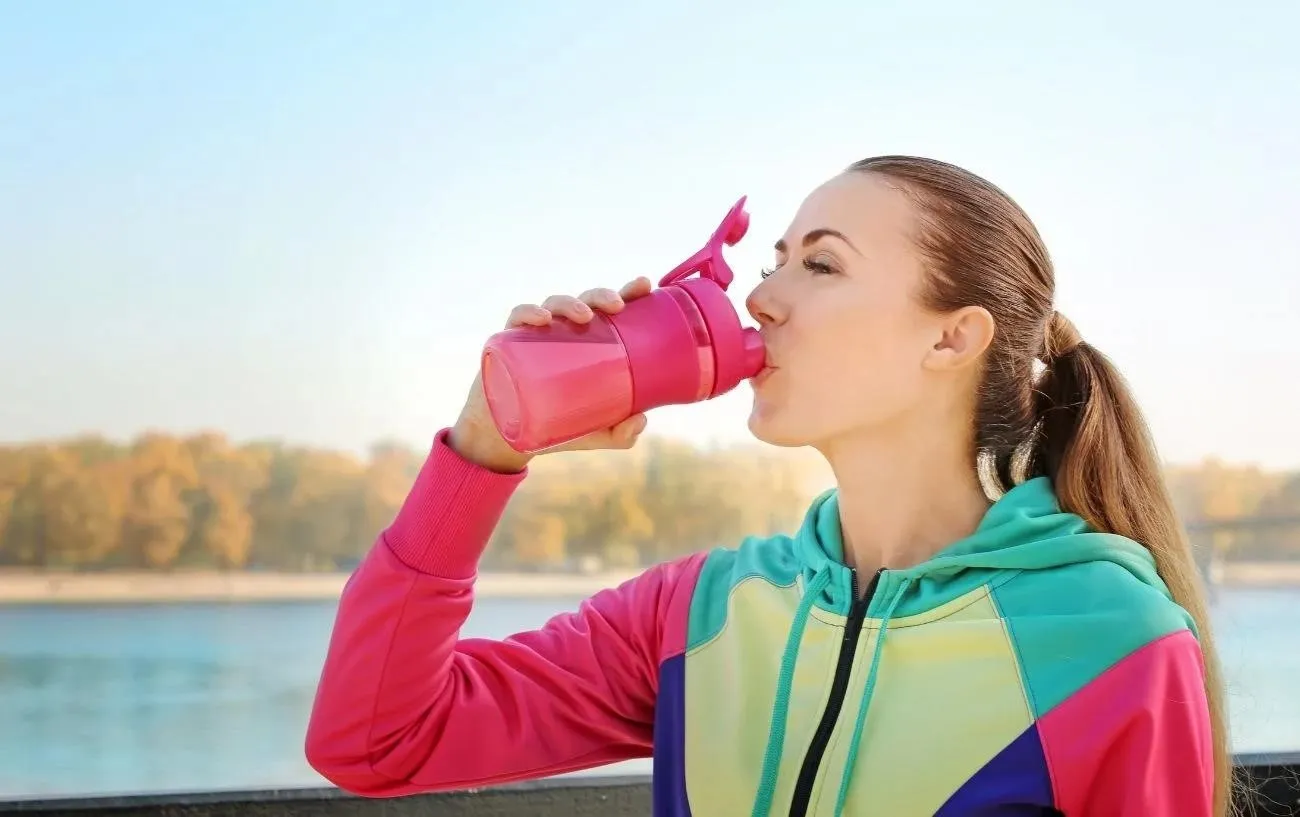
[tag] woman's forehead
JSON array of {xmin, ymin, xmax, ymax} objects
[{"xmin": 779, "ymin": 172, "xmax": 920, "ymax": 254}]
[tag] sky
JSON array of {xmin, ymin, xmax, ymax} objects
[{"xmin": 1, "ymin": 0, "xmax": 1297, "ymax": 467}]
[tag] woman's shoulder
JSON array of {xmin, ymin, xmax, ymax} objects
[
  {"xmin": 989, "ymin": 551, "xmax": 1202, "ymax": 718},
  {"xmin": 994, "ymin": 548, "xmax": 1196, "ymax": 637}
]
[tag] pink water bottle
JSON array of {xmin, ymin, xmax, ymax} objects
[{"xmin": 480, "ymin": 197, "xmax": 767, "ymax": 453}]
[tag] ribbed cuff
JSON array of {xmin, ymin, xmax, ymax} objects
[{"xmin": 384, "ymin": 428, "xmax": 528, "ymax": 578}]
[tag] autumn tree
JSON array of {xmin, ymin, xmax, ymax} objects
[{"xmin": 0, "ymin": 430, "xmax": 1295, "ymax": 572}]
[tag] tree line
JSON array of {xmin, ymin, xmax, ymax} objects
[{"xmin": 0, "ymin": 431, "xmax": 1297, "ymax": 572}]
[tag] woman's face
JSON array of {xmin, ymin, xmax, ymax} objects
[{"xmin": 745, "ymin": 171, "xmax": 990, "ymax": 450}]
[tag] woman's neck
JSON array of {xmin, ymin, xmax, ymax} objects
[{"xmin": 819, "ymin": 417, "xmax": 990, "ymax": 579}]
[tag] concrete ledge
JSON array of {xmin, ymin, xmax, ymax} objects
[
  {"xmin": 3, "ymin": 756, "xmax": 1298, "ymax": 816},
  {"xmin": 0, "ymin": 776, "xmax": 651, "ymax": 817}
]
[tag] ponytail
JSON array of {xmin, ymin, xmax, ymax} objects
[{"xmin": 1036, "ymin": 311, "xmax": 1235, "ymax": 817}]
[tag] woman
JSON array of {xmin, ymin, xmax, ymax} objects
[{"xmin": 305, "ymin": 156, "xmax": 1228, "ymax": 816}]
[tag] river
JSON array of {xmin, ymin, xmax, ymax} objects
[{"xmin": 1, "ymin": 587, "xmax": 1297, "ymax": 799}]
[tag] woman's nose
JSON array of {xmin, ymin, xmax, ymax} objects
[{"xmin": 746, "ymin": 280, "xmax": 782, "ymax": 327}]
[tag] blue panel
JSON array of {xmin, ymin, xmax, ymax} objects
[
  {"xmin": 934, "ymin": 723, "xmax": 1057, "ymax": 816},
  {"xmin": 651, "ymin": 653, "xmax": 692, "ymax": 817}
]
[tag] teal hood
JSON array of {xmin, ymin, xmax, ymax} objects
[
  {"xmin": 749, "ymin": 475, "xmax": 1177, "ymax": 817},
  {"xmin": 794, "ymin": 475, "xmax": 1174, "ymax": 618}
]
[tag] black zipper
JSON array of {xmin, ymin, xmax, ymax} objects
[{"xmin": 787, "ymin": 568, "xmax": 884, "ymax": 817}]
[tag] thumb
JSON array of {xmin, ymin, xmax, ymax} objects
[
  {"xmin": 609, "ymin": 413, "xmax": 648, "ymax": 448},
  {"xmin": 545, "ymin": 413, "xmax": 648, "ymax": 454}
]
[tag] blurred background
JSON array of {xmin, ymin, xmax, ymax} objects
[{"xmin": 1, "ymin": 0, "xmax": 1297, "ymax": 800}]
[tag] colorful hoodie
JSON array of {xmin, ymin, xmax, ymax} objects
[{"xmin": 305, "ymin": 429, "xmax": 1215, "ymax": 816}]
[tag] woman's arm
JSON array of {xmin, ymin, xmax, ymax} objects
[{"xmin": 304, "ymin": 428, "xmax": 701, "ymax": 796}]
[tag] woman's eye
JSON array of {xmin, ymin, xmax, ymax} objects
[{"xmin": 762, "ymin": 258, "xmax": 835, "ymax": 279}]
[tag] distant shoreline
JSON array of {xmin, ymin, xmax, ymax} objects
[
  {"xmin": 0, "ymin": 570, "xmax": 642, "ymax": 606},
  {"xmin": 0, "ymin": 563, "xmax": 1296, "ymax": 606},
  {"xmin": 1208, "ymin": 561, "xmax": 1300, "ymax": 589}
]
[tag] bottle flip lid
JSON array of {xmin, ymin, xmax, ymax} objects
[{"xmin": 658, "ymin": 196, "xmax": 750, "ymax": 291}]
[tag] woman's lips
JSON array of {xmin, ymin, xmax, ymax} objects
[{"xmin": 752, "ymin": 365, "xmax": 777, "ymax": 386}]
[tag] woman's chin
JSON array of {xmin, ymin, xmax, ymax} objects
[{"xmin": 747, "ymin": 405, "xmax": 805, "ymax": 448}]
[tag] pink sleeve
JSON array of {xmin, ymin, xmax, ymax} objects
[
  {"xmin": 1039, "ymin": 629, "xmax": 1216, "ymax": 816},
  {"xmin": 304, "ymin": 428, "xmax": 699, "ymax": 797}
]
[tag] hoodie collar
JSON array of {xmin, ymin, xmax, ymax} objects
[{"xmin": 793, "ymin": 476, "xmax": 1163, "ymax": 617}]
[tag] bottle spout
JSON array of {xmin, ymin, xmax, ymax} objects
[{"xmin": 741, "ymin": 327, "xmax": 766, "ymax": 378}]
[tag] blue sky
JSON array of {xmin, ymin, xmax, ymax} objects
[{"xmin": 1, "ymin": 0, "xmax": 1296, "ymax": 467}]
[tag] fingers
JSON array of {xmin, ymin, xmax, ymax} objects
[
  {"xmin": 576, "ymin": 287, "xmax": 623, "ymax": 315},
  {"xmin": 574, "ymin": 278, "xmax": 652, "ymax": 315},
  {"xmin": 619, "ymin": 276, "xmax": 652, "ymax": 301},
  {"xmin": 503, "ymin": 295, "xmax": 594, "ymax": 329},
  {"xmin": 504, "ymin": 304, "xmax": 551, "ymax": 329},
  {"xmin": 507, "ymin": 279, "xmax": 654, "ymax": 330},
  {"xmin": 541, "ymin": 293, "xmax": 595, "ymax": 323},
  {"xmin": 548, "ymin": 413, "xmax": 648, "ymax": 455}
]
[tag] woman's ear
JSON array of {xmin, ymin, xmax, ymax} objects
[{"xmin": 923, "ymin": 305, "xmax": 996, "ymax": 372}]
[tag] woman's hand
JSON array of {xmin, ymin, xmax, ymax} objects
[{"xmin": 449, "ymin": 276, "xmax": 654, "ymax": 473}]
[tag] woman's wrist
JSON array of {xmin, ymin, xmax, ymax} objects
[{"xmin": 446, "ymin": 417, "xmax": 533, "ymax": 475}]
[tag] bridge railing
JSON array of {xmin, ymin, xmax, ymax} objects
[{"xmin": 3, "ymin": 753, "xmax": 1298, "ymax": 816}]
